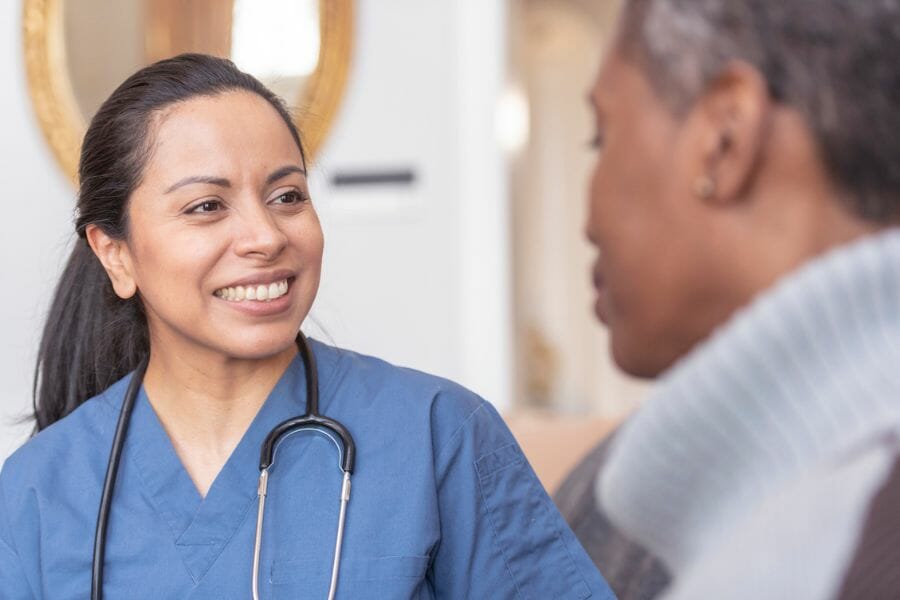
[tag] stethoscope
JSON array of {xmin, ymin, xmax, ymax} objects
[{"xmin": 91, "ymin": 333, "xmax": 356, "ymax": 600}]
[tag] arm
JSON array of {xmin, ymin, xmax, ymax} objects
[
  {"xmin": 0, "ymin": 470, "xmax": 38, "ymax": 599},
  {"xmin": 429, "ymin": 398, "xmax": 615, "ymax": 599}
]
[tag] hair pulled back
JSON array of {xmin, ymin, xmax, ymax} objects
[{"xmin": 33, "ymin": 53, "xmax": 305, "ymax": 431}]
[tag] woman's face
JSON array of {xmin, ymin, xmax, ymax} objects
[{"xmin": 118, "ymin": 91, "xmax": 323, "ymax": 362}]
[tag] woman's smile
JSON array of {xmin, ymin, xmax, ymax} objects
[
  {"xmin": 214, "ymin": 279, "xmax": 289, "ymax": 302},
  {"xmin": 213, "ymin": 268, "xmax": 296, "ymax": 302},
  {"xmin": 213, "ymin": 273, "xmax": 297, "ymax": 317}
]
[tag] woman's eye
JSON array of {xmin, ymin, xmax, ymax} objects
[
  {"xmin": 271, "ymin": 190, "xmax": 308, "ymax": 205},
  {"xmin": 189, "ymin": 200, "xmax": 223, "ymax": 213}
]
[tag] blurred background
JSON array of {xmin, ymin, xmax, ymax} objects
[{"xmin": 1, "ymin": 0, "xmax": 648, "ymax": 490}]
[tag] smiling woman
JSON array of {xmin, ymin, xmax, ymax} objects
[
  {"xmin": 88, "ymin": 90, "xmax": 323, "ymax": 368},
  {"xmin": 0, "ymin": 55, "xmax": 613, "ymax": 599}
]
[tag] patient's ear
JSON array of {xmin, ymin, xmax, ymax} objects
[
  {"xmin": 85, "ymin": 224, "xmax": 137, "ymax": 299},
  {"xmin": 693, "ymin": 60, "xmax": 772, "ymax": 204}
]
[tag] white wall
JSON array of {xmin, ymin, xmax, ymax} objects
[
  {"xmin": 0, "ymin": 0, "xmax": 513, "ymax": 460},
  {"xmin": 1, "ymin": 1, "xmax": 76, "ymax": 457},
  {"xmin": 510, "ymin": 0, "xmax": 648, "ymax": 419}
]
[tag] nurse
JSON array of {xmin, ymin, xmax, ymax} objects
[{"xmin": 0, "ymin": 54, "xmax": 613, "ymax": 599}]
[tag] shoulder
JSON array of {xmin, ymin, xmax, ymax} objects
[
  {"xmin": 0, "ymin": 374, "xmax": 130, "ymax": 496},
  {"xmin": 311, "ymin": 339, "xmax": 496, "ymax": 449},
  {"xmin": 312, "ymin": 339, "xmax": 485, "ymax": 413}
]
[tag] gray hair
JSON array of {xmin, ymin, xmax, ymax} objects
[{"xmin": 619, "ymin": 0, "xmax": 900, "ymax": 222}]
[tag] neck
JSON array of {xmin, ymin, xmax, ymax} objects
[
  {"xmin": 601, "ymin": 229, "xmax": 900, "ymax": 572},
  {"xmin": 724, "ymin": 112, "xmax": 886, "ymax": 308},
  {"xmin": 142, "ymin": 333, "xmax": 298, "ymax": 496}
]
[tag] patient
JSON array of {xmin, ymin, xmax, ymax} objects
[{"xmin": 557, "ymin": 1, "xmax": 900, "ymax": 598}]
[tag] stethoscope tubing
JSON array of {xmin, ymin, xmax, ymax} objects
[
  {"xmin": 91, "ymin": 354, "xmax": 148, "ymax": 600},
  {"xmin": 91, "ymin": 333, "xmax": 355, "ymax": 599}
]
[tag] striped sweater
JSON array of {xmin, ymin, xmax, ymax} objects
[{"xmin": 598, "ymin": 229, "xmax": 900, "ymax": 600}]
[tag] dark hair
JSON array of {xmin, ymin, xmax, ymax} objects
[
  {"xmin": 618, "ymin": 0, "xmax": 900, "ymax": 222},
  {"xmin": 33, "ymin": 53, "xmax": 306, "ymax": 431}
]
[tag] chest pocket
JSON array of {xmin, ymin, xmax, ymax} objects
[{"xmin": 270, "ymin": 555, "xmax": 430, "ymax": 599}]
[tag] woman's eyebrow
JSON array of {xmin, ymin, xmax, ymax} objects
[
  {"xmin": 266, "ymin": 164, "xmax": 307, "ymax": 186},
  {"xmin": 164, "ymin": 175, "xmax": 230, "ymax": 194},
  {"xmin": 163, "ymin": 165, "xmax": 306, "ymax": 194}
]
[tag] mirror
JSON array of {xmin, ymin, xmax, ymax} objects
[{"xmin": 23, "ymin": 0, "xmax": 353, "ymax": 183}]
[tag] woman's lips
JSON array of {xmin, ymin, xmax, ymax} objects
[
  {"xmin": 215, "ymin": 269, "xmax": 296, "ymax": 292},
  {"xmin": 214, "ymin": 278, "xmax": 290, "ymax": 302},
  {"xmin": 213, "ymin": 277, "xmax": 296, "ymax": 317}
]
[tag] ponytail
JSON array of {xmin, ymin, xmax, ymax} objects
[{"xmin": 32, "ymin": 240, "xmax": 147, "ymax": 431}]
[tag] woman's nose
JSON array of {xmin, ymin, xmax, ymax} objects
[{"xmin": 233, "ymin": 205, "xmax": 289, "ymax": 260}]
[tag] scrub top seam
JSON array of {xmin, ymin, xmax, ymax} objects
[
  {"xmin": 433, "ymin": 400, "xmax": 489, "ymax": 464},
  {"xmin": 88, "ymin": 388, "xmax": 121, "ymax": 442},
  {"xmin": 432, "ymin": 399, "xmax": 525, "ymax": 599},
  {"xmin": 474, "ymin": 461, "xmax": 526, "ymax": 600},
  {"xmin": 0, "ymin": 530, "xmax": 32, "ymax": 596},
  {"xmin": 126, "ymin": 438, "xmax": 200, "ymax": 585},
  {"xmin": 314, "ymin": 344, "xmax": 350, "ymax": 416},
  {"xmin": 523, "ymin": 468, "xmax": 593, "ymax": 599},
  {"xmin": 0, "ymin": 476, "xmax": 29, "ymax": 580},
  {"xmin": 0, "ymin": 529, "xmax": 18, "ymax": 555},
  {"xmin": 185, "ymin": 495, "xmax": 257, "ymax": 585},
  {"xmin": 97, "ymin": 374, "xmax": 132, "ymax": 417}
]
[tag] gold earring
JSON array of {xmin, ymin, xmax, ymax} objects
[{"xmin": 694, "ymin": 175, "xmax": 716, "ymax": 201}]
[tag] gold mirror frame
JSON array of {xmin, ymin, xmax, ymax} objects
[{"xmin": 23, "ymin": 0, "xmax": 353, "ymax": 184}]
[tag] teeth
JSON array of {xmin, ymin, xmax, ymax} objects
[{"xmin": 215, "ymin": 279, "xmax": 289, "ymax": 303}]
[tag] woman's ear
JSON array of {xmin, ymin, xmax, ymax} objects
[
  {"xmin": 85, "ymin": 224, "xmax": 138, "ymax": 299},
  {"xmin": 693, "ymin": 60, "xmax": 772, "ymax": 204}
]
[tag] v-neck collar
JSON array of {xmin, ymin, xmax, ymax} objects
[{"xmin": 124, "ymin": 348, "xmax": 324, "ymax": 582}]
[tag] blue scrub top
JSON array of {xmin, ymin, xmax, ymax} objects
[{"xmin": 0, "ymin": 340, "xmax": 614, "ymax": 599}]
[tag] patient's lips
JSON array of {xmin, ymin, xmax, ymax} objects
[{"xmin": 592, "ymin": 267, "xmax": 609, "ymax": 324}]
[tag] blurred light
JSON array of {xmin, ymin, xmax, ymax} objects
[
  {"xmin": 231, "ymin": 0, "xmax": 320, "ymax": 79},
  {"xmin": 496, "ymin": 85, "xmax": 530, "ymax": 155}
]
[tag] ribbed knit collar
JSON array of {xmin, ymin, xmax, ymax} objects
[{"xmin": 598, "ymin": 229, "xmax": 900, "ymax": 574}]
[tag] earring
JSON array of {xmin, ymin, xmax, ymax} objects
[{"xmin": 693, "ymin": 175, "xmax": 716, "ymax": 201}]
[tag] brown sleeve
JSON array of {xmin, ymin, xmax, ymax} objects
[
  {"xmin": 554, "ymin": 431, "xmax": 671, "ymax": 600},
  {"xmin": 836, "ymin": 455, "xmax": 900, "ymax": 600}
]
